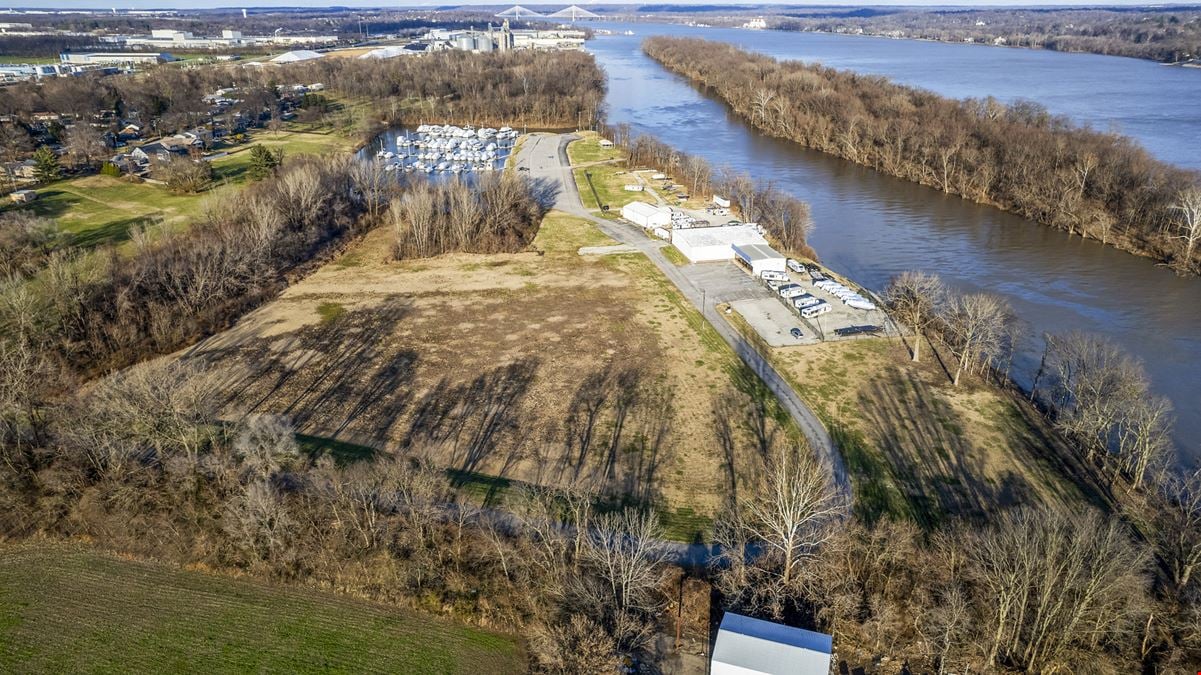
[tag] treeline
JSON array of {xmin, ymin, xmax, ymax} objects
[
  {"xmin": 0, "ymin": 35, "xmax": 98, "ymax": 58},
  {"xmin": 0, "ymin": 48, "xmax": 604, "ymax": 149},
  {"xmin": 884, "ymin": 271, "xmax": 1173, "ymax": 490},
  {"xmin": 0, "ymin": 157, "xmax": 373, "ymax": 379},
  {"xmin": 606, "ymin": 124, "xmax": 816, "ymax": 258},
  {"xmin": 0, "ymin": 361, "xmax": 675, "ymax": 672},
  {"xmin": 643, "ymin": 37, "xmax": 1201, "ymax": 273},
  {"xmin": 390, "ymin": 173, "xmax": 553, "ymax": 259},
  {"xmin": 290, "ymin": 49, "xmax": 606, "ymax": 132},
  {"xmin": 772, "ymin": 7, "xmax": 1201, "ymax": 64}
]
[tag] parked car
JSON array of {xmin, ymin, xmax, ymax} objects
[{"xmin": 790, "ymin": 327, "xmax": 803, "ymax": 339}]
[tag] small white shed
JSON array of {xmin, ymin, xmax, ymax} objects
[
  {"xmin": 711, "ymin": 612, "xmax": 832, "ymax": 675},
  {"xmin": 598, "ymin": 139, "xmax": 614, "ymax": 148},
  {"xmin": 621, "ymin": 201, "xmax": 670, "ymax": 229},
  {"xmin": 713, "ymin": 194, "xmax": 732, "ymax": 208}
]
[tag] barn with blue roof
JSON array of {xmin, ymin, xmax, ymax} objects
[{"xmin": 711, "ymin": 612, "xmax": 833, "ymax": 675}]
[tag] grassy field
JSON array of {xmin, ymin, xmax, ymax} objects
[
  {"xmin": 762, "ymin": 334, "xmax": 1107, "ymax": 528},
  {"xmin": 2, "ymin": 129, "xmax": 353, "ymax": 250},
  {"xmin": 0, "ymin": 542, "xmax": 523, "ymax": 674},
  {"xmin": 566, "ymin": 130, "xmax": 625, "ymax": 165},
  {"xmin": 168, "ymin": 210, "xmax": 769, "ymax": 541},
  {"xmin": 0, "ymin": 55, "xmax": 60, "ymax": 64}
]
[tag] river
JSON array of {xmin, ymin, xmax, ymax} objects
[{"xmin": 584, "ymin": 22, "xmax": 1201, "ymax": 464}]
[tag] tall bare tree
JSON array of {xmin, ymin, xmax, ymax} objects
[{"xmin": 884, "ymin": 270, "xmax": 945, "ymax": 362}]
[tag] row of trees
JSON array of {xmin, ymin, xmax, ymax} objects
[
  {"xmin": 606, "ymin": 124, "xmax": 816, "ymax": 258},
  {"xmin": 884, "ymin": 270, "xmax": 1174, "ymax": 490},
  {"xmin": 0, "ymin": 155, "xmax": 375, "ymax": 379},
  {"xmin": 291, "ymin": 49, "xmax": 607, "ymax": 133},
  {"xmin": 390, "ymin": 173, "xmax": 553, "ymax": 259},
  {"xmin": 772, "ymin": 7, "xmax": 1201, "ymax": 64},
  {"xmin": 644, "ymin": 37, "xmax": 1201, "ymax": 273}
]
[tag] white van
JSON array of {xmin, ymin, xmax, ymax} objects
[
  {"xmin": 793, "ymin": 294, "xmax": 821, "ymax": 309},
  {"xmin": 778, "ymin": 285, "xmax": 806, "ymax": 299},
  {"xmin": 786, "ymin": 259, "xmax": 805, "ymax": 274},
  {"xmin": 801, "ymin": 302, "xmax": 832, "ymax": 319},
  {"xmin": 761, "ymin": 270, "xmax": 789, "ymax": 282}
]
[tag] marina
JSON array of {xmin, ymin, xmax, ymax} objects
[{"xmin": 362, "ymin": 124, "xmax": 519, "ymax": 175}]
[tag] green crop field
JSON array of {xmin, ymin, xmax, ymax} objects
[{"xmin": 0, "ymin": 543, "xmax": 524, "ymax": 674}]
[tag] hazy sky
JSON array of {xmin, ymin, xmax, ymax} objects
[{"xmin": 5, "ymin": 0, "xmax": 1198, "ymax": 8}]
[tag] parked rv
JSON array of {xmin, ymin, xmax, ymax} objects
[
  {"xmin": 779, "ymin": 285, "xmax": 806, "ymax": 299},
  {"xmin": 793, "ymin": 295, "xmax": 821, "ymax": 309},
  {"xmin": 801, "ymin": 302, "xmax": 832, "ymax": 319},
  {"xmin": 761, "ymin": 270, "xmax": 789, "ymax": 282}
]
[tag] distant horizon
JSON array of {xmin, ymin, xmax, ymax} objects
[{"xmin": 4, "ymin": 1, "xmax": 1201, "ymax": 10}]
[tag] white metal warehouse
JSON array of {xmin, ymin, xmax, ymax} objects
[
  {"xmin": 711, "ymin": 612, "xmax": 832, "ymax": 675},
  {"xmin": 733, "ymin": 242, "xmax": 787, "ymax": 276},
  {"xmin": 621, "ymin": 201, "xmax": 671, "ymax": 229},
  {"xmin": 670, "ymin": 225, "xmax": 768, "ymax": 263}
]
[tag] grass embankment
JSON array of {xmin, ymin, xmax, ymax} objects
[
  {"xmin": 0, "ymin": 542, "xmax": 523, "ymax": 674},
  {"xmin": 176, "ymin": 210, "xmax": 783, "ymax": 542},
  {"xmin": 5, "ymin": 129, "xmax": 353, "ymax": 250},
  {"xmin": 723, "ymin": 308, "xmax": 1105, "ymax": 528},
  {"xmin": 567, "ymin": 132, "xmax": 652, "ymax": 215}
]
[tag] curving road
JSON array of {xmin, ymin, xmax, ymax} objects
[{"xmin": 515, "ymin": 133, "xmax": 849, "ymax": 498}]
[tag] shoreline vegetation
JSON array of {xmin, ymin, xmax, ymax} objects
[
  {"xmin": 763, "ymin": 7, "xmax": 1201, "ymax": 66},
  {"xmin": 643, "ymin": 36, "xmax": 1201, "ymax": 275}
]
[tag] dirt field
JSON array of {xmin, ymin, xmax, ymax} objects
[
  {"xmin": 771, "ymin": 336, "xmax": 1108, "ymax": 527},
  {"xmin": 177, "ymin": 211, "xmax": 757, "ymax": 537}
]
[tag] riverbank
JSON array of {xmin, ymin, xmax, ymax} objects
[{"xmin": 644, "ymin": 36, "xmax": 1200, "ymax": 275}]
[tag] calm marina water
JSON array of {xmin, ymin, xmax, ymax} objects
[{"xmin": 585, "ymin": 23, "xmax": 1201, "ymax": 464}]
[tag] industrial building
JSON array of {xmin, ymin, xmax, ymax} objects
[
  {"xmin": 621, "ymin": 201, "xmax": 671, "ymax": 229},
  {"xmin": 105, "ymin": 28, "xmax": 337, "ymax": 50},
  {"xmin": 670, "ymin": 224, "xmax": 768, "ymax": 263},
  {"xmin": 59, "ymin": 52, "xmax": 172, "ymax": 66},
  {"xmin": 711, "ymin": 613, "xmax": 832, "ymax": 675},
  {"xmin": 733, "ymin": 243, "xmax": 787, "ymax": 277},
  {"xmin": 417, "ymin": 21, "xmax": 583, "ymax": 53}
]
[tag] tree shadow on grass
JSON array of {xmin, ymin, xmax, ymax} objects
[{"xmin": 858, "ymin": 365, "xmax": 1013, "ymax": 530}]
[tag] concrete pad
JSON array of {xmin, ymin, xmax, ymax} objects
[
  {"xmin": 728, "ymin": 298, "xmax": 814, "ymax": 347},
  {"xmin": 578, "ymin": 244, "xmax": 641, "ymax": 256}
]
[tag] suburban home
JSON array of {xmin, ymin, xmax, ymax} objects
[
  {"xmin": 118, "ymin": 124, "xmax": 142, "ymax": 140},
  {"xmin": 107, "ymin": 153, "xmax": 141, "ymax": 174},
  {"xmin": 711, "ymin": 612, "xmax": 833, "ymax": 675},
  {"xmin": 2, "ymin": 159, "xmax": 38, "ymax": 181}
]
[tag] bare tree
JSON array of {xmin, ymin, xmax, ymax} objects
[
  {"xmin": 884, "ymin": 270, "xmax": 945, "ymax": 362},
  {"xmin": 970, "ymin": 507, "xmax": 1147, "ymax": 673},
  {"xmin": 232, "ymin": 414, "xmax": 300, "ymax": 480},
  {"xmin": 64, "ymin": 124, "xmax": 107, "ymax": 169},
  {"xmin": 1150, "ymin": 469, "xmax": 1201, "ymax": 591},
  {"xmin": 1171, "ymin": 186, "xmax": 1201, "ymax": 270},
  {"xmin": 84, "ymin": 360, "xmax": 223, "ymax": 466},
  {"xmin": 1115, "ymin": 394, "xmax": 1173, "ymax": 489},
  {"xmin": 349, "ymin": 159, "xmax": 393, "ymax": 221},
  {"xmin": 941, "ymin": 292, "xmax": 1010, "ymax": 386}
]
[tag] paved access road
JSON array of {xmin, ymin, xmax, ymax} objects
[{"xmin": 514, "ymin": 133, "xmax": 849, "ymax": 497}]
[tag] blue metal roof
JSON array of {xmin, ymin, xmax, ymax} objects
[{"xmin": 718, "ymin": 612, "xmax": 832, "ymax": 655}]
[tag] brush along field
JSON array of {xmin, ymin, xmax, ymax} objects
[
  {"xmin": 0, "ymin": 542, "xmax": 522, "ymax": 674},
  {"xmin": 771, "ymin": 336, "xmax": 1108, "ymax": 528},
  {"xmin": 177, "ymin": 212, "xmax": 763, "ymax": 536}
]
